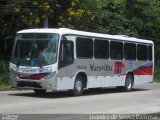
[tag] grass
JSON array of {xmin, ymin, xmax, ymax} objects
[
  {"xmin": 154, "ymin": 61, "xmax": 160, "ymax": 82},
  {"xmin": 0, "ymin": 60, "xmax": 10, "ymax": 90},
  {"xmin": 0, "ymin": 73, "xmax": 10, "ymax": 90}
]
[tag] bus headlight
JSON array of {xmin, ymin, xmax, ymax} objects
[{"xmin": 44, "ymin": 71, "xmax": 56, "ymax": 79}]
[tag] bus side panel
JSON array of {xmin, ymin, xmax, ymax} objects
[
  {"xmin": 134, "ymin": 75, "xmax": 153, "ymax": 85},
  {"xmin": 57, "ymin": 59, "xmax": 153, "ymax": 90},
  {"xmin": 131, "ymin": 61, "xmax": 154, "ymax": 85},
  {"xmin": 87, "ymin": 76, "xmax": 125, "ymax": 88},
  {"xmin": 57, "ymin": 63, "xmax": 76, "ymax": 90},
  {"xmin": 57, "ymin": 77, "xmax": 75, "ymax": 90}
]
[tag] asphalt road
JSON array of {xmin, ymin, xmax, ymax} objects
[{"xmin": 0, "ymin": 83, "xmax": 160, "ymax": 119}]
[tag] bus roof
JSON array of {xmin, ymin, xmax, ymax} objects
[{"xmin": 17, "ymin": 28, "xmax": 153, "ymax": 44}]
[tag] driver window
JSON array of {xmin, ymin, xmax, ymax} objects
[{"xmin": 58, "ymin": 39, "xmax": 74, "ymax": 69}]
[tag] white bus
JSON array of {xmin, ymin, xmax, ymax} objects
[{"xmin": 10, "ymin": 28, "xmax": 154, "ymax": 96}]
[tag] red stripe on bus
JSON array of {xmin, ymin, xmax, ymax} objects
[{"xmin": 133, "ymin": 68, "xmax": 153, "ymax": 75}]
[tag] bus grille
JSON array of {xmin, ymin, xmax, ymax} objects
[{"xmin": 17, "ymin": 81, "xmax": 42, "ymax": 88}]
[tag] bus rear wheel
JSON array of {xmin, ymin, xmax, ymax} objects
[
  {"xmin": 124, "ymin": 74, "xmax": 134, "ymax": 92},
  {"xmin": 34, "ymin": 89, "xmax": 46, "ymax": 95},
  {"xmin": 72, "ymin": 76, "xmax": 84, "ymax": 96}
]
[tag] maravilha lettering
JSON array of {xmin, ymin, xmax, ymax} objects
[{"xmin": 90, "ymin": 64, "xmax": 112, "ymax": 71}]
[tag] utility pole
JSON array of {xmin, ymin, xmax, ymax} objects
[{"xmin": 43, "ymin": 2, "xmax": 61, "ymax": 28}]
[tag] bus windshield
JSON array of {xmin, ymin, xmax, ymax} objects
[{"xmin": 11, "ymin": 33, "xmax": 59, "ymax": 67}]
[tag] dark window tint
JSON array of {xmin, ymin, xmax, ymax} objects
[
  {"xmin": 76, "ymin": 37, "xmax": 93, "ymax": 58},
  {"xmin": 110, "ymin": 41, "xmax": 123, "ymax": 59},
  {"xmin": 94, "ymin": 39, "xmax": 109, "ymax": 59},
  {"xmin": 137, "ymin": 44, "xmax": 148, "ymax": 60},
  {"xmin": 124, "ymin": 43, "xmax": 136, "ymax": 60},
  {"xmin": 148, "ymin": 45, "xmax": 152, "ymax": 61}
]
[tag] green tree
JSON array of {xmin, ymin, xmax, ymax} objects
[
  {"xmin": 125, "ymin": 0, "xmax": 160, "ymax": 60},
  {"xmin": 0, "ymin": 0, "xmax": 64, "ymax": 58},
  {"xmin": 59, "ymin": 0, "xmax": 160, "ymax": 60},
  {"xmin": 59, "ymin": 0, "xmax": 138, "ymax": 36},
  {"xmin": 58, "ymin": 0, "xmax": 95, "ymax": 30},
  {"xmin": 0, "ymin": 0, "xmax": 160, "ymax": 61}
]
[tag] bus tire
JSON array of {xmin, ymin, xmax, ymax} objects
[
  {"xmin": 72, "ymin": 75, "xmax": 84, "ymax": 96},
  {"xmin": 34, "ymin": 89, "xmax": 46, "ymax": 95},
  {"xmin": 124, "ymin": 74, "xmax": 134, "ymax": 92}
]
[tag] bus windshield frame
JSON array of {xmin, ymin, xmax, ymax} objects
[{"xmin": 11, "ymin": 33, "xmax": 59, "ymax": 67}]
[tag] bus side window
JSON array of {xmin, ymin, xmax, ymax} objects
[
  {"xmin": 137, "ymin": 44, "xmax": 148, "ymax": 61},
  {"xmin": 110, "ymin": 41, "xmax": 123, "ymax": 60},
  {"xmin": 58, "ymin": 40, "xmax": 74, "ymax": 69},
  {"xmin": 124, "ymin": 43, "xmax": 136, "ymax": 60}
]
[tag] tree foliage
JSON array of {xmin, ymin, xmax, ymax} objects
[
  {"xmin": 0, "ymin": 0, "xmax": 160, "ymax": 61},
  {"xmin": 58, "ymin": 0, "xmax": 95, "ymax": 30},
  {"xmin": 59, "ymin": 0, "xmax": 160, "ymax": 60}
]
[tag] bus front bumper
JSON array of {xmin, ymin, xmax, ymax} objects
[{"xmin": 10, "ymin": 73, "xmax": 58, "ymax": 90}]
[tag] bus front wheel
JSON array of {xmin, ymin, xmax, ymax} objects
[{"xmin": 72, "ymin": 76, "xmax": 84, "ymax": 96}]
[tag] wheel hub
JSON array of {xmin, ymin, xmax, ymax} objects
[
  {"xmin": 75, "ymin": 81, "xmax": 82, "ymax": 93},
  {"xmin": 126, "ymin": 77, "xmax": 132, "ymax": 89}
]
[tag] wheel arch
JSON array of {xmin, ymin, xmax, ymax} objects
[
  {"xmin": 126, "ymin": 71, "xmax": 134, "ymax": 85},
  {"xmin": 75, "ymin": 71, "xmax": 88, "ymax": 88}
]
